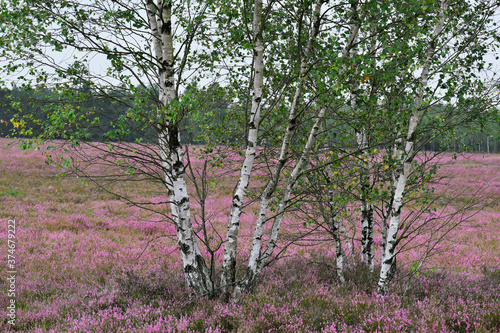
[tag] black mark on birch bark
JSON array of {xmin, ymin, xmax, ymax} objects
[
  {"xmin": 179, "ymin": 242, "xmax": 190, "ymax": 255},
  {"xmin": 163, "ymin": 20, "xmax": 171, "ymax": 35}
]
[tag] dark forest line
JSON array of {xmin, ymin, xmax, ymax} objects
[{"xmin": 1, "ymin": 86, "xmax": 499, "ymax": 153}]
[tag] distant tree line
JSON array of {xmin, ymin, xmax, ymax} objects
[
  {"xmin": 0, "ymin": 84, "xmax": 231, "ymax": 145},
  {"xmin": 423, "ymin": 126, "xmax": 500, "ymax": 154},
  {"xmin": 3, "ymin": 85, "xmax": 498, "ymax": 153}
]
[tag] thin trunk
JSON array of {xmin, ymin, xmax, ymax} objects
[
  {"xmin": 220, "ymin": 0, "xmax": 265, "ymax": 294},
  {"xmin": 358, "ymin": 20, "xmax": 379, "ymax": 273},
  {"xmin": 329, "ymin": 214, "xmax": 346, "ymax": 283},
  {"xmin": 326, "ymin": 177, "xmax": 346, "ymax": 283},
  {"xmin": 334, "ymin": 16, "xmax": 363, "ymax": 266},
  {"xmin": 341, "ymin": 220, "xmax": 355, "ymax": 262},
  {"xmin": 360, "ymin": 198, "xmax": 374, "ymax": 270},
  {"xmin": 336, "ymin": 234, "xmax": 347, "ymax": 281},
  {"xmin": 380, "ymin": 214, "xmax": 387, "ymax": 257},
  {"xmin": 377, "ymin": 161, "xmax": 409, "ymax": 293},
  {"xmin": 146, "ymin": 0, "xmax": 213, "ymax": 296},
  {"xmin": 243, "ymin": 107, "xmax": 327, "ymax": 292},
  {"xmin": 377, "ymin": 0, "xmax": 449, "ymax": 295},
  {"xmin": 237, "ymin": 1, "xmax": 359, "ymax": 290},
  {"xmin": 317, "ymin": 147, "xmax": 347, "ymax": 281},
  {"xmin": 348, "ymin": 1, "xmax": 375, "ymax": 271},
  {"xmin": 237, "ymin": 0, "xmax": 325, "ymax": 293},
  {"xmin": 358, "ymin": 131, "xmax": 374, "ymax": 271},
  {"xmin": 379, "ymin": 139, "xmax": 400, "ymax": 272}
]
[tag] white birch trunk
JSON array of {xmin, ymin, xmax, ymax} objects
[
  {"xmin": 253, "ymin": 107, "xmax": 327, "ymax": 281},
  {"xmin": 322, "ymin": 122, "xmax": 348, "ymax": 278},
  {"xmin": 377, "ymin": 0, "xmax": 449, "ymax": 295},
  {"xmin": 236, "ymin": 0, "xmax": 325, "ymax": 293},
  {"xmin": 220, "ymin": 0, "xmax": 265, "ymax": 293},
  {"xmin": 377, "ymin": 160, "xmax": 409, "ymax": 293},
  {"xmin": 327, "ymin": 180, "xmax": 346, "ymax": 283},
  {"xmin": 348, "ymin": 4, "xmax": 377, "ymax": 272},
  {"xmin": 379, "ymin": 137, "xmax": 402, "ymax": 270},
  {"xmin": 146, "ymin": 0, "xmax": 213, "ymax": 296},
  {"xmin": 358, "ymin": 25, "xmax": 378, "ymax": 272},
  {"xmin": 238, "ymin": 1, "xmax": 361, "ymax": 294},
  {"xmin": 357, "ymin": 130, "xmax": 374, "ymax": 272},
  {"xmin": 332, "ymin": 219, "xmax": 346, "ymax": 283},
  {"xmin": 380, "ymin": 213, "xmax": 387, "ymax": 259}
]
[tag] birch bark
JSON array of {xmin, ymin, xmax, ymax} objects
[
  {"xmin": 358, "ymin": 131, "xmax": 374, "ymax": 271},
  {"xmin": 326, "ymin": 174, "xmax": 346, "ymax": 283},
  {"xmin": 235, "ymin": 0, "xmax": 325, "ymax": 294},
  {"xmin": 146, "ymin": 0, "xmax": 213, "ymax": 296},
  {"xmin": 358, "ymin": 26, "xmax": 377, "ymax": 272},
  {"xmin": 322, "ymin": 120, "xmax": 348, "ymax": 281},
  {"xmin": 239, "ymin": 107, "xmax": 327, "ymax": 294},
  {"xmin": 377, "ymin": 0, "xmax": 449, "ymax": 295},
  {"xmin": 220, "ymin": 0, "xmax": 265, "ymax": 294}
]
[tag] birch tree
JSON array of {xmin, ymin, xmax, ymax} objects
[
  {"xmin": 293, "ymin": 0, "xmax": 499, "ymax": 293},
  {"xmin": 219, "ymin": 0, "xmax": 265, "ymax": 294},
  {"xmin": 1, "ymin": 0, "xmax": 227, "ymax": 297},
  {"xmin": 376, "ymin": 0, "xmax": 500, "ymax": 294},
  {"xmin": 2, "ymin": 0, "xmax": 499, "ymax": 300},
  {"xmin": 0, "ymin": 0, "xmax": 349, "ymax": 298},
  {"xmin": 348, "ymin": 1, "xmax": 377, "ymax": 272}
]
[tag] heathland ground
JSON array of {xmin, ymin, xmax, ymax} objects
[{"xmin": 0, "ymin": 138, "xmax": 499, "ymax": 332}]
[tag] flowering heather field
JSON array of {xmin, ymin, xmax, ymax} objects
[{"xmin": 0, "ymin": 138, "xmax": 499, "ymax": 332}]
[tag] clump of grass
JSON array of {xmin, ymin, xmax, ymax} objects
[
  {"xmin": 0, "ymin": 185, "xmax": 24, "ymax": 197},
  {"xmin": 481, "ymin": 265, "xmax": 500, "ymax": 286},
  {"xmin": 113, "ymin": 266, "xmax": 188, "ymax": 304}
]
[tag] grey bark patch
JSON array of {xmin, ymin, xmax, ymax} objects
[
  {"xmin": 408, "ymin": 131, "xmax": 417, "ymax": 143},
  {"xmin": 239, "ymin": 267, "xmax": 256, "ymax": 293},
  {"xmin": 228, "ymin": 258, "xmax": 236, "ymax": 284}
]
